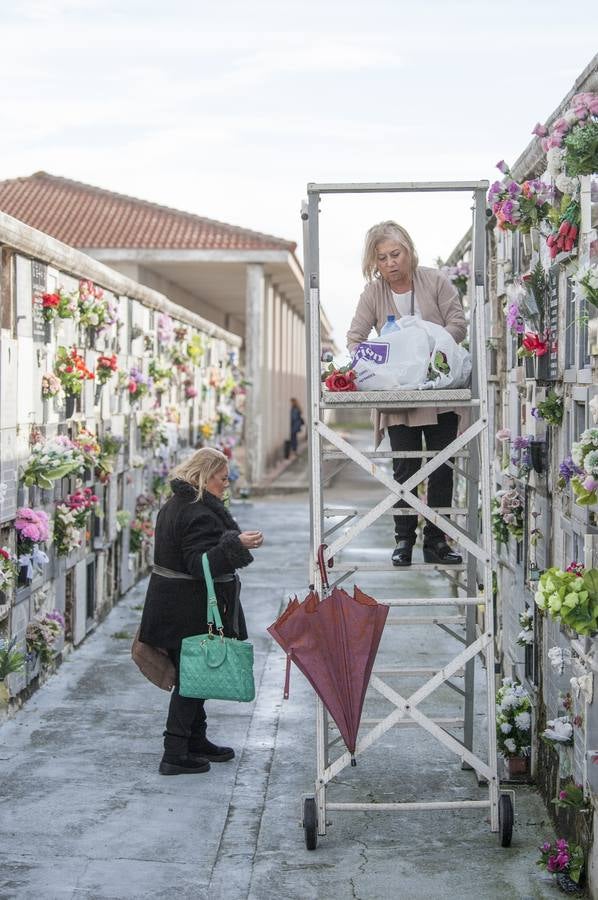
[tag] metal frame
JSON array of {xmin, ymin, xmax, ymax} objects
[{"xmin": 302, "ymin": 179, "xmax": 500, "ymax": 838}]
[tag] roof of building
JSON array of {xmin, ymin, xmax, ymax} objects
[{"xmin": 0, "ymin": 171, "xmax": 296, "ymax": 252}]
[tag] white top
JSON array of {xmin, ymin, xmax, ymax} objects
[{"xmin": 392, "ymin": 289, "xmax": 422, "ymax": 319}]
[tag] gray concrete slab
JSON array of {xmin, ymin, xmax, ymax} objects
[{"xmin": 0, "ymin": 452, "xmax": 566, "ymax": 900}]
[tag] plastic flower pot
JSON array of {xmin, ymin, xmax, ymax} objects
[
  {"xmin": 556, "ymin": 872, "xmax": 583, "ymax": 894},
  {"xmin": 530, "ymin": 439, "xmax": 547, "ymax": 475},
  {"xmin": 506, "ymin": 755, "xmax": 529, "ymax": 776},
  {"xmin": 64, "ymin": 395, "xmax": 76, "ymax": 419}
]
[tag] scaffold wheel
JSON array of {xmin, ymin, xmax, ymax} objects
[
  {"xmin": 499, "ymin": 793, "xmax": 513, "ymax": 847},
  {"xmin": 303, "ymin": 797, "xmax": 318, "ymax": 850}
]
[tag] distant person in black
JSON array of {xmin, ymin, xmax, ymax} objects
[{"xmin": 290, "ymin": 398, "xmax": 304, "ymax": 458}]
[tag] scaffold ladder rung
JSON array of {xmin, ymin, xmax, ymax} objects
[
  {"xmin": 380, "ymin": 597, "xmax": 480, "ymax": 607},
  {"xmin": 386, "ymin": 615, "xmax": 466, "ymax": 626},
  {"xmin": 324, "ymin": 506, "xmax": 468, "ymax": 517},
  {"xmin": 335, "ymin": 561, "xmax": 467, "ymax": 573}
]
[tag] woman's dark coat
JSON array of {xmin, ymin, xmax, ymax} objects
[{"xmin": 139, "ymin": 480, "xmax": 253, "ymax": 648}]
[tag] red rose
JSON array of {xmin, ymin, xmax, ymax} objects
[
  {"xmin": 325, "ymin": 370, "xmax": 357, "ymax": 392},
  {"xmin": 42, "ymin": 293, "xmax": 59, "ymax": 307},
  {"xmin": 128, "ymin": 380, "xmax": 137, "ymax": 393},
  {"xmin": 522, "ymin": 332, "xmax": 548, "ymax": 357}
]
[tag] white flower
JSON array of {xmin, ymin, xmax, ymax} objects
[
  {"xmin": 543, "ymin": 716, "xmax": 573, "ymax": 743},
  {"xmin": 564, "ymin": 109, "xmax": 579, "ymax": 125},
  {"xmin": 500, "ymin": 722, "xmax": 512, "ymax": 734},
  {"xmin": 571, "ymin": 444, "xmax": 584, "ymax": 466},
  {"xmin": 503, "ymin": 738, "xmax": 517, "ymax": 754},
  {"xmin": 515, "ymin": 712, "xmax": 531, "ymax": 731},
  {"xmin": 590, "ymin": 395, "xmax": 598, "ymax": 426},
  {"xmin": 546, "ymin": 147, "xmax": 564, "ymax": 177},
  {"xmin": 555, "ymin": 173, "xmax": 578, "ymax": 195},
  {"xmin": 517, "ymin": 629, "xmax": 534, "ymax": 644}
]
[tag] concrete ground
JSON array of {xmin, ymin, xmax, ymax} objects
[{"xmin": 0, "ymin": 436, "xmax": 567, "ymax": 899}]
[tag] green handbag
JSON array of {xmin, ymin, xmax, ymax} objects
[{"xmin": 179, "ymin": 554, "xmax": 255, "ymax": 702}]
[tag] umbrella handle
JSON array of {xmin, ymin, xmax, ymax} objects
[{"xmin": 317, "ymin": 543, "xmax": 332, "ymax": 592}]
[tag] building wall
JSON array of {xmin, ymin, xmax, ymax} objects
[{"xmin": 0, "ymin": 220, "xmax": 243, "ymax": 713}]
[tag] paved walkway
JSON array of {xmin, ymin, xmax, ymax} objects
[{"xmin": 0, "ymin": 441, "xmax": 563, "ymax": 899}]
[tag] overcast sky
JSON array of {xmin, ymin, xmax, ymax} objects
[{"xmin": 2, "ymin": 1, "xmax": 597, "ymax": 351}]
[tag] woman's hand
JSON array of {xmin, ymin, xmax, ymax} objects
[{"xmin": 239, "ymin": 530, "xmax": 264, "ymax": 550}]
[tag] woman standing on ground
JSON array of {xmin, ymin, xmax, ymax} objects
[
  {"xmin": 347, "ymin": 220, "xmax": 467, "ymax": 568},
  {"xmin": 289, "ymin": 398, "xmax": 305, "ymax": 457},
  {"xmin": 139, "ymin": 447, "xmax": 263, "ymax": 775}
]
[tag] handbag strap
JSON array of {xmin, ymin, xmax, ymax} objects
[{"xmin": 202, "ymin": 553, "xmax": 224, "ymax": 632}]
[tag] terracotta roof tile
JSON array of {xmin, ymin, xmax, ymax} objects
[{"xmin": 0, "ymin": 172, "xmax": 296, "ymax": 252}]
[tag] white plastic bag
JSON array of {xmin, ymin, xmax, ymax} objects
[
  {"xmin": 401, "ymin": 317, "xmax": 471, "ymax": 389},
  {"xmin": 350, "ymin": 319, "xmax": 430, "ymax": 390},
  {"xmin": 351, "ymin": 316, "xmax": 471, "ymax": 391}
]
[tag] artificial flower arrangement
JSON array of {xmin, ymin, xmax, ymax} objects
[
  {"xmin": 129, "ymin": 518, "xmax": 155, "ymax": 553},
  {"xmin": 77, "ymin": 280, "xmax": 119, "ymax": 330},
  {"xmin": 321, "ymin": 362, "xmax": 358, "ymax": 392},
  {"xmin": 115, "ymin": 509, "xmax": 132, "ymax": 532},
  {"xmin": 0, "ymin": 547, "xmax": 19, "ymax": 592},
  {"xmin": 185, "ymin": 382, "xmax": 198, "ymax": 399},
  {"xmin": 569, "ymin": 428, "xmax": 598, "ymax": 506},
  {"xmin": 495, "ymin": 678, "xmax": 532, "ymax": 758},
  {"xmin": 532, "ymin": 390, "xmax": 564, "ymax": 427},
  {"xmin": 41, "ymin": 373, "xmax": 63, "ymax": 400},
  {"xmin": 157, "ymin": 313, "xmax": 174, "ymax": 345},
  {"xmin": 14, "ymin": 507, "xmax": 50, "ymax": 581},
  {"xmin": 573, "ymin": 262, "xmax": 598, "ymax": 311},
  {"xmin": 546, "ymin": 197, "xmax": 580, "ymax": 260},
  {"xmin": 41, "ymin": 288, "xmax": 78, "ymax": 322},
  {"xmin": 534, "ymin": 91, "xmax": 598, "ymax": 178},
  {"xmin": 22, "ymin": 435, "xmax": 86, "ymax": 489},
  {"xmin": 96, "ymin": 433, "xmax": 123, "ymax": 482},
  {"xmin": 552, "ymin": 781, "xmax": 588, "ymax": 812},
  {"xmin": 26, "ymin": 610, "xmax": 64, "ymax": 665},
  {"xmin": 73, "ymin": 427, "xmax": 102, "ymax": 469},
  {"xmin": 487, "ymin": 162, "xmax": 552, "ymax": 232},
  {"xmin": 517, "ymin": 332, "xmax": 548, "ymax": 359},
  {"xmin": 186, "ymin": 334, "xmax": 205, "ymax": 366},
  {"xmin": 199, "ymin": 421, "xmax": 215, "ymax": 440},
  {"xmin": 0, "ymin": 636, "xmax": 25, "ymax": 682},
  {"xmin": 139, "ymin": 413, "xmax": 169, "ymax": 450},
  {"xmin": 438, "ymin": 260, "xmax": 469, "ymax": 296},
  {"xmin": 54, "ymin": 346, "xmax": 95, "ymax": 396},
  {"xmin": 516, "ymin": 610, "xmax": 534, "ymax": 646},
  {"xmin": 541, "ymin": 716, "xmax": 574, "ymax": 748},
  {"xmin": 492, "ymin": 488, "xmax": 524, "ymax": 545},
  {"xmin": 535, "ymin": 566, "xmax": 598, "ymax": 636},
  {"xmin": 148, "ymin": 359, "xmax": 174, "ymax": 393},
  {"xmin": 96, "ymin": 354, "xmax": 119, "ymax": 385},
  {"xmin": 128, "ymin": 367, "xmax": 153, "ymax": 402},
  {"xmin": 509, "ymin": 436, "xmax": 532, "ymax": 479},
  {"xmin": 53, "ymin": 488, "xmax": 98, "ymax": 556},
  {"xmin": 537, "ymin": 838, "xmax": 584, "ymax": 891}
]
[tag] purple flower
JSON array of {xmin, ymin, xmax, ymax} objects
[
  {"xmin": 506, "ymin": 180, "xmax": 522, "ymax": 197},
  {"xmin": 496, "ymin": 160, "xmax": 509, "ymax": 174},
  {"xmin": 531, "ymin": 407, "xmax": 541, "ymax": 420},
  {"xmin": 541, "ymin": 841, "xmax": 552, "ymax": 853},
  {"xmin": 512, "ymin": 435, "xmax": 531, "ymax": 451},
  {"xmin": 559, "ymin": 457, "xmax": 583, "ymax": 485}
]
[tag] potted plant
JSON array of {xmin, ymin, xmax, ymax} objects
[
  {"xmin": 0, "ymin": 637, "xmax": 25, "ymax": 708},
  {"xmin": 537, "ymin": 838, "xmax": 584, "ymax": 894},
  {"xmin": 14, "ymin": 507, "xmax": 50, "ymax": 585},
  {"xmin": 496, "ymin": 678, "xmax": 532, "ymax": 776},
  {"xmin": 22, "ymin": 435, "xmax": 86, "ymax": 490}
]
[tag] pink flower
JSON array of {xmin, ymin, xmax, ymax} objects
[
  {"xmin": 496, "ymin": 160, "xmax": 509, "ymax": 174},
  {"xmin": 531, "ymin": 122, "xmax": 548, "ymax": 137},
  {"xmin": 582, "ymin": 475, "xmax": 598, "ymax": 492},
  {"xmin": 553, "ymin": 117, "xmax": 569, "ymax": 134},
  {"xmin": 496, "ymin": 428, "xmax": 511, "ymax": 441}
]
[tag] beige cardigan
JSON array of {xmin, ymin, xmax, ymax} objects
[{"xmin": 346, "ymin": 267, "xmax": 467, "ymax": 438}]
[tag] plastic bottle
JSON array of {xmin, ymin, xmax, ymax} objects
[{"xmin": 380, "ymin": 315, "xmax": 399, "ymax": 335}]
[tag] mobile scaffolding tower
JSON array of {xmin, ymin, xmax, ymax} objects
[{"xmin": 301, "ymin": 180, "xmax": 514, "ymax": 850}]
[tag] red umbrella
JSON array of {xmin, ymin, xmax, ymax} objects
[{"xmin": 267, "ymin": 546, "xmax": 389, "ymax": 762}]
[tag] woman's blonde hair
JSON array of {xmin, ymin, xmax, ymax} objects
[
  {"xmin": 170, "ymin": 447, "xmax": 229, "ymax": 501},
  {"xmin": 362, "ymin": 221, "xmax": 419, "ymax": 282}
]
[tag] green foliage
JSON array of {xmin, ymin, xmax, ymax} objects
[
  {"xmin": 563, "ymin": 120, "xmax": 598, "ymax": 177},
  {"xmin": 536, "ymin": 390, "xmax": 563, "ymax": 427},
  {"xmin": 535, "ymin": 567, "xmax": 598, "ymax": 636},
  {"xmin": 0, "ymin": 637, "xmax": 25, "ymax": 681}
]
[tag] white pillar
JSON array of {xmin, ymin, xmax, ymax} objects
[{"xmin": 245, "ymin": 264, "xmax": 265, "ymax": 486}]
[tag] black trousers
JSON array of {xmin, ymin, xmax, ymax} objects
[
  {"xmin": 388, "ymin": 412, "xmax": 458, "ymax": 546},
  {"xmin": 164, "ymin": 647, "xmax": 207, "ymax": 754}
]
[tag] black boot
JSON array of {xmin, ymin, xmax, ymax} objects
[
  {"xmin": 423, "ymin": 539, "xmax": 462, "ymax": 565},
  {"xmin": 159, "ymin": 753, "xmax": 211, "ymax": 775},
  {"xmin": 392, "ymin": 539, "xmax": 413, "ymax": 567},
  {"xmin": 189, "ymin": 735, "xmax": 235, "ymax": 762}
]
